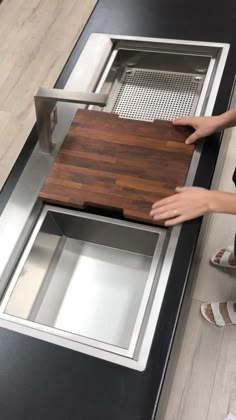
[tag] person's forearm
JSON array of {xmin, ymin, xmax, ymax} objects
[
  {"xmin": 217, "ymin": 108, "xmax": 236, "ymax": 130},
  {"xmin": 209, "ymin": 190, "xmax": 236, "ymax": 214}
]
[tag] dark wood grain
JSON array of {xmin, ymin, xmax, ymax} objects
[{"xmin": 39, "ymin": 110, "xmax": 194, "ymax": 224}]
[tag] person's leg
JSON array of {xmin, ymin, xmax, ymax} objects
[
  {"xmin": 201, "ymin": 233, "xmax": 236, "ymax": 325},
  {"xmin": 201, "ymin": 174, "xmax": 236, "ymax": 324},
  {"xmin": 234, "ymin": 232, "xmax": 236, "ymax": 258}
]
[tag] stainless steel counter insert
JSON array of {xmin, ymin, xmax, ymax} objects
[{"xmin": 0, "ymin": 33, "xmax": 229, "ymax": 370}]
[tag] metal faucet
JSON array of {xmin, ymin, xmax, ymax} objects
[{"xmin": 34, "ymin": 87, "xmax": 108, "ymax": 154}]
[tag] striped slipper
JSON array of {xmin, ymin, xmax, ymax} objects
[
  {"xmin": 210, "ymin": 245, "xmax": 236, "ymax": 269},
  {"xmin": 201, "ymin": 301, "xmax": 236, "ymax": 326}
]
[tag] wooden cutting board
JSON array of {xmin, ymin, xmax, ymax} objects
[{"xmin": 39, "ymin": 110, "xmax": 194, "ymax": 224}]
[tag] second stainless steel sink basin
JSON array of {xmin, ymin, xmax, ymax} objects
[{"xmin": 0, "ymin": 205, "xmax": 167, "ymax": 370}]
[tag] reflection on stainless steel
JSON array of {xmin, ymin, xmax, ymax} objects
[
  {"xmin": 1, "ymin": 206, "xmax": 166, "ymax": 364},
  {"xmin": 0, "ymin": 34, "xmax": 229, "ymax": 370},
  {"xmin": 34, "ymin": 87, "xmax": 108, "ymax": 154}
]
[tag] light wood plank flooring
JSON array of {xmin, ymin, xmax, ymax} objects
[
  {"xmin": 0, "ymin": 0, "xmax": 97, "ymax": 190},
  {"xmin": 164, "ymin": 121, "xmax": 236, "ymax": 419}
]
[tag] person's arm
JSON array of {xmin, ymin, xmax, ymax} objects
[
  {"xmin": 209, "ymin": 189, "xmax": 236, "ymax": 213},
  {"xmin": 150, "ymin": 108, "xmax": 236, "ymax": 226},
  {"xmin": 217, "ymin": 108, "xmax": 236, "ymax": 129},
  {"xmin": 150, "ymin": 187, "xmax": 236, "ymax": 227},
  {"xmin": 173, "ymin": 108, "xmax": 236, "ymax": 144}
]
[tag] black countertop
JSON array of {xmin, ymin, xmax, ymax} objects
[{"xmin": 0, "ymin": 1, "xmax": 236, "ymax": 419}]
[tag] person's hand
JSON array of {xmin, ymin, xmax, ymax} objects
[
  {"xmin": 150, "ymin": 186, "xmax": 213, "ymax": 226},
  {"xmin": 173, "ymin": 115, "xmax": 222, "ymax": 144}
]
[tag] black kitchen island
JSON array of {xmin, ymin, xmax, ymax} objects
[{"xmin": 0, "ymin": 1, "xmax": 236, "ymax": 419}]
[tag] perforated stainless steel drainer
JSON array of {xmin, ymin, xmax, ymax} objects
[{"xmin": 111, "ymin": 68, "xmax": 204, "ymax": 121}]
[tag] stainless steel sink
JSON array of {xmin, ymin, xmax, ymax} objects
[
  {"xmin": 0, "ymin": 205, "xmax": 166, "ymax": 370},
  {"xmin": 90, "ymin": 36, "xmax": 229, "ymax": 122},
  {"xmin": 0, "ymin": 33, "xmax": 229, "ymax": 370},
  {"xmin": 91, "ymin": 43, "xmax": 209, "ymax": 121}
]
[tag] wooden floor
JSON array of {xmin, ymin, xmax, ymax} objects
[
  {"xmin": 164, "ymin": 108, "xmax": 236, "ymax": 419},
  {"xmin": 0, "ymin": 0, "xmax": 97, "ymax": 190}
]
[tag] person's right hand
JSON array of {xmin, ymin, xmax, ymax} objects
[{"xmin": 173, "ymin": 115, "xmax": 221, "ymax": 144}]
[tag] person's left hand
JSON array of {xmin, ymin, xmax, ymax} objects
[{"xmin": 150, "ymin": 186, "xmax": 212, "ymax": 226}]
